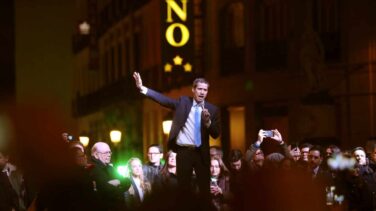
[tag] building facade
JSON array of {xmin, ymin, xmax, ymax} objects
[{"xmin": 72, "ymin": 0, "xmax": 376, "ymax": 162}]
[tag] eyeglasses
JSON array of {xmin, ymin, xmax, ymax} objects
[
  {"xmin": 148, "ymin": 152, "xmax": 161, "ymax": 155},
  {"xmin": 98, "ymin": 151, "xmax": 112, "ymax": 155}
]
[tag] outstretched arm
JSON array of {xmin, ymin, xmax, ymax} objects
[
  {"xmin": 245, "ymin": 129, "xmax": 266, "ymax": 162},
  {"xmin": 133, "ymin": 71, "xmax": 178, "ymax": 109}
]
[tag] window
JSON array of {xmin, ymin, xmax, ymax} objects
[
  {"xmin": 313, "ymin": 0, "xmax": 341, "ymax": 62},
  {"xmin": 255, "ymin": 0, "xmax": 289, "ymax": 70},
  {"xmin": 118, "ymin": 43, "xmax": 123, "ymax": 77},
  {"xmin": 133, "ymin": 33, "xmax": 141, "ymax": 72},
  {"xmin": 124, "ymin": 38, "xmax": 131, "ymax": 76},
  {"xmin": 219, "ymin": 1, "xmax": 245, "ymax": 76}
]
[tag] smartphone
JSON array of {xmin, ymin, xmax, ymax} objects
[
  {"xmin": 264, "ymin": 130, "xmax": 274, "ymax": 138},
  {"xmin": 210, "ymin": 177, "xmax": 218, "ymax": 187}
]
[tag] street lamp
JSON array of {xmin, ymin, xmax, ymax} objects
[
  {"xmin": 110, "ymin": 130, "xmax": 122, "ymax": 145},
  {"xmin": 79, "ymin": 136, "xmax": 90, "ymax": 147},
  {"xmin": 162, "ymin": 120, "xmax": 172, "ymax": 135}
]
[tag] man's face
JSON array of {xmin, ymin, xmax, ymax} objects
[
  {"xmin": 148, "ymin": 146, "xmax": 163, "ymax": 165},
  {"xmin": 230, "ymin": 160, "xmax": 242, "ymax": 171},
  {"xmin": 354, "ymin": 150, "xmax": 366, "ymax": 165},
  {"xmin": 210, "ymin": 159, "xmax": 221, "ymax": 177},
  {"xmin": 192, "ymin": 82, "xmax": 208, "ymax": 103},
  {"xmin": 301, "ymin": 147, "xmax": 310, "ymax": 161},
  {"xmin": 210, "ymin": 148, "xmax": 219, "ymax": 159},
  {"xmin": 130, "ymin": 159, "xmax": 143, "ymax": 177},
  {"xmin": 0, "ymin": 153, "xmax": 9, "ymax": 170},
  {"xmin": 94, "ymin": 144, "xmax": 112, "ymax": 165},
  {"xmin": 309, "ymin": 150, "xmax": 322, "ymax": 169}
]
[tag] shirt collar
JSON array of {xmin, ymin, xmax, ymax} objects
[{"xmin": 193, "ymin": 100, "xmax": 204, "ymax": 107}]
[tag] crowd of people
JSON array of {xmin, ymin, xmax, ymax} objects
[
  {"xmin": 1, "ymin": 74, "xmax": 375, "ymax": 210},
  {"xmin": 2, "ymin": 129, "xmax": 376, "ymax": 210}
]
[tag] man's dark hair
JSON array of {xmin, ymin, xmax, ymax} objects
[
  {"xmin": 290, "ymin": 143, "xmax": 300, "ymax": 150},
  {"xmin": 228, "ymin": 149, "xmax": 243, "ymax": 163},
  {"xmin": 309, "ymin": 145, "xmax": 323, "ymax": 157},
  {"xmin": 148, "ymin": 144, "xmax": 163, "ymax": 153},
  {"xmin": 300, "ymin": 143, "xmax": 313, "ymax": 150},
  {"xmin": 210, "ymin": 146, "xmax": 223, "ymax": 159},
  {"xmin": 327, "ymin": 144, "xmax": 341, "ymax": 154},
  {"xmin": 192, "ymin": 78, "xmax": 209, "ymax": 88},
  {"xmin": 352, "ymin": 146, "xmax": 365, "ymax": 154}
]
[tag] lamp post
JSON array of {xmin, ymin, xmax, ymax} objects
[{"xmin": 110, "ymin": 130, "xmax": 122, "ymax": 162}]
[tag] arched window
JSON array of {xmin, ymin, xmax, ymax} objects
[{"xmin": 219, "ymin": 1, "xmax": 245, "ymax": 76}]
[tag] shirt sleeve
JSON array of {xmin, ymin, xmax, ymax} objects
[{"xmin": 140, "ymin": 86, "xmax": 148, "ymax": 95}]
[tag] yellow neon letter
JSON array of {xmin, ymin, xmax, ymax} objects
[
  {"xmin": 165, "ymin": 23, "xmax": 190, "ymax": 47},
  {"xmin": 166, "ymin": 0, "xmax": 188, "ymax": 23}
]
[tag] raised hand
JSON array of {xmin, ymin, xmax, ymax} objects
[
  {"xmin": 271, "ymin": 129, "xmax": 284, "ymax": 144},
  {"xmin": 133, "ymin": 72, "xmax": 143, "ymax": 90},
  {"xmin": 257, "ymin": 129, "xmax": 267, "ymax": 144}
]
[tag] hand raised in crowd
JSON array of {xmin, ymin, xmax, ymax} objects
[
  {"xmin": 255, "ymin": 129, "xmax": 267, "ymax": 145},
  {"xmin": 270, "ymin": 129, "xmax": 284, "ymax": 144},
  {"xmin": 133, "ymin": 72, "xmax": 143, "ymax": 90}
]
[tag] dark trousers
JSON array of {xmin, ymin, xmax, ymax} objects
[{"xmin": 176, "ymin": 146, "xmax": 210, "ymax": 196}]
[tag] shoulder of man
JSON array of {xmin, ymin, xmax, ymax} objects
[{"xmin": 205, "ymin": 102, "xmax": 219, "ymax": 111}]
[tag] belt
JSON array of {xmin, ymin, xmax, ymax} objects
[{"xmin": 176, "ymin": 145, "xmax": 199, "ymax": 150}]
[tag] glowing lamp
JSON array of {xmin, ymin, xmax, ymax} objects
[
  {"xmin": 110, "ymin": 130, "xmax": 122, "ymax": 144},
  {"xmin": 79, "ymin": 136, "xmax": 90, "ymax": 147},
  {"xmin": 162, "ymin": 120, "xmax": 172, "ymax": 135}
]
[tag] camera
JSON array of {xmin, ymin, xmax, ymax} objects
[
  {"xmin": 264, "ymin": 130, "xmax": 274, "ymax": 138},
  {"xmin": 67, "ymin": 135, "xmax": 74, "ymax": 141}
]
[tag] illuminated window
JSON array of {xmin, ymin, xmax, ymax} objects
[{"xmin": 228, "ymin": 106, "xmax": 245, "ymax": 151}]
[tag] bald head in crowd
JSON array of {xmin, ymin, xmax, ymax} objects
[{"xmin": 91, "ymin": 142, "xmax": 112, "ymax": 165}]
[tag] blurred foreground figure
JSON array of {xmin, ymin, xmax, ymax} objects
[
  {"xmin": 0, "ymin": 103, "xmax": 101, "ymax": 210},
  {"xmin": 0, "ymin": 149, "xmax": 26, "ymax": 211}
]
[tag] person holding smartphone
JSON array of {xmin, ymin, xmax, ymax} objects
[
  {"xmin": 210, "ymin": 156, "xmax": 232, "ymax": 210},
  {"xmin": 245, "ymin": 129, "xmax": 287, "ymax": 172}
]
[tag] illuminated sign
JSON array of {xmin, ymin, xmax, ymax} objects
[{"xmin": 162, "ymin": 0, "xmax": 194, "ymax": 73}]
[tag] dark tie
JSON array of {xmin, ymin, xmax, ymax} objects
[{"xmin": 194, "ymin": 105, "xmax": 201, "ymax": 147}]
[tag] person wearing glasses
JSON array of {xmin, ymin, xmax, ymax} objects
[
  {"xmin": 143, "ymin": 144, "xmax": 163, "ymax": 190},
  {"xmin": 90, "ymin": 142, "xmax": 130, "ymax": 210}
]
